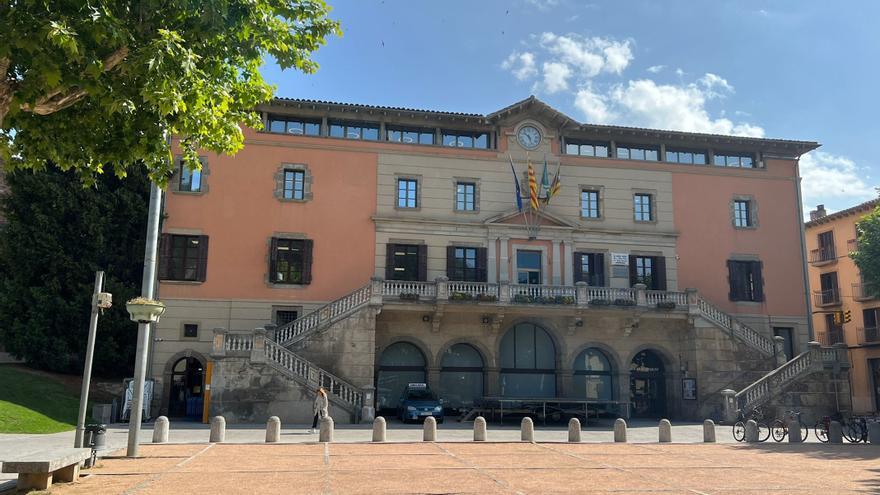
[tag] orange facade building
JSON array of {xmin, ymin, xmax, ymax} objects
[
  {"xmin": 806, "ymin": 201, "xmax": 880, "ymax": 414},
  {"xmin": 149, "ymin": 97, "xmax": 849, "ymax": 424}
]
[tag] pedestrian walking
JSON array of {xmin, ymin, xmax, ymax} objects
[{"xmin": 310, "ymin": 387, "xmax": 329, "ymax": 433}]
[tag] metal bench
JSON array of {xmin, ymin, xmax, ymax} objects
[{"xmin": 1, "ymin": 448, "xmax": 92, "ymax": 490}]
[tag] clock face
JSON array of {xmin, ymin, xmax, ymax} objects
[{"xmin": 517, "ymin": 125, "xmax": 542, "ymax": 150}]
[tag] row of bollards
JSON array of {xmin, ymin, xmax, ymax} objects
[{"xmin": 154, "ymin": 415, "xmax": 876, "ymax": 445}]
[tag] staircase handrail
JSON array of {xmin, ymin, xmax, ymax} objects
[
  {"xmin": 264, "ymin": 339, "xmax": 364, "ymax": 411},
  {"xmin": 735, "ymin": 348, "xmax": 815, "ymax": 411},
  {"xmin": 275, "ymin": 284, "xmax": 372, "ymax": 346},
  {"xmin": 697, "ymin": 297, "xmax": 775, "ymax": 356}
]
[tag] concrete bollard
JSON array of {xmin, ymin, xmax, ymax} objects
[
  {"xmin": 319, "ymin": 416, "xmax": 334, "ymax": 443},
  {"xmin": 568, "ymin": 418, "xmax": 581, "ymax": 443},
  {"xmin": 869, "ymin": 422, "xmax": 880, "ymax": 444},
  {"xmin": 659, "ymin": 419, "xmax": 672, "ymax": 443},
  {"xmin": 787, "ymin": 420, "xmax": 802, "ymax": 443},
  {"xmin": 703, "ymin": 419, "xmax": 716, "ymax": 443},
  {"xmin": 474, "ymin": 416, "xmax": 487, "ymax": 442},
  {"xmin": 745, "ymin": 420, "xmax": 759, "ymax": 443},
  {"xmin": 209, "ymin": 416, "xmax": 226, "ymax": 443},
  {"xmin": 614, "ymin": 418, "xmax": 627, "ymax": 443},
  {"xmin": 265, "ymin": 416, "xmax": 281, "ymax": 443},
  {"xmin": 423, "ymin": 417, "xmax": 437, "ymax": 442},
  {"xmin": 520, "ymin": 417, "xmax": 534, "ymax": 442},
  {"xmin": 372, "ymin": 416, "xmax": 386, "ymax": 442},
  {"xmin": 152, "ymin": 416, "xmax": 169, "ymax": 443},
  {"xmin": 828, "ymin": 421, "xmax": 843, "ymax": 444}
]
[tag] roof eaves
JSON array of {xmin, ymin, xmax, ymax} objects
[{"xmin": 805, "ymin": 198, "xmax": 880, "ymax": 228}]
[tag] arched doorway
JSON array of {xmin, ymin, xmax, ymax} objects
[
  {"xmin": 376, "ymin": 342, "xmax": 426, "ymax": 412},
  {"xmin": 629, "ymin": 350, "xmax": 666, "ymax": 418},
  {"xmin": 439, "ymin": 343, "xmax": 484, "ymax": 411},
  {"xmin": 573, "ymin": 348, "xmax": 614, "ymax": 400},
  {"xmin": 499, "ymin": 323, "xmax": 556, "ymax": 397},
  {"xmin": 168, "ymin": 357, "xmax": 204, "ymax": 419}
]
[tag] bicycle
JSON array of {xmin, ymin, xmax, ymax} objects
[
  {"xmin": 733, "ymin": 407, "xmax": 771, "ymax": 442},
  {"xmin": 814, "ymin": 413, "xmax": 861, "ymax": 443},
  {"xmin": 771, "ymin": 409, "xmax": 809, "ymax": 442}
]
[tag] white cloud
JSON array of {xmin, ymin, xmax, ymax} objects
[
  {"xmin": 607, "ymin": 79, "xmax": 764, "ymax": 136},
  {"xmin": 574, "ymin": 85, "xmax": 613, "ymax": 124},
  {"xmin": 525, "ymin": 0, "xmax": 559, "ymax": 9},
  {"xmin": 540, "ymin": 61, "xmax": 572, "ymax": 93},
  {"xmin": 799, "ymin": 152, "xmax": 876, "ymax": 210},
  {"xmin": 675, "ymin": 68, "xmax": 685, "ymax": 77},
  {"xmin": 501, "ymin": 51, "xmax": 538, "ymax": 81},
  {"xmin": 538, "ymin": 32, "xmax": 633, "ymax": 77},
  {"xmin": 698, "ymin": 73, "xmax": 734, "ymax": 98},
  {"xmin": 646, "ymin": 65, "xmax": 665, "ymax": 73}
]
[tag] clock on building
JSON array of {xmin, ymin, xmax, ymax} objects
[{"xmin": 517, "ymin": 125, "xmax": 542, "ymax": 150}]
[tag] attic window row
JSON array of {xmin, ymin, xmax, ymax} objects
[
  {"xmin": 564, "ymin": 138, "xmax": 757, "ymax": 168},
  {"xmin": 266, "ymin": 115, "xmax": 492, "ymax": 149}
]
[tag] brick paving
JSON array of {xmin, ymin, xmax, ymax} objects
[{"xmin": 37, "ymin": 442, "xmax": 880, "ymax": 494}]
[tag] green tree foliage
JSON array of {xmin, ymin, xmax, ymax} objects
[
  {"xmin": 852, "ymin": 203, "xmax": 880, "ymax": 296},
  {"xmin": 0, "ymin": 1, "xmax": 340, "ymax": 185},
  {"xmin": 0, "ymin": 168, "xmax": 150, "ymax": 376}
]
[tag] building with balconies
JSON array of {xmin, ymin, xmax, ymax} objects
[
  {"xmin": 807, "ymin": 200, "xmax": 880, "ymax": 414},
  {"xmin": 147, "ymin": 96, "xmax": 849, "ymax": 425}
]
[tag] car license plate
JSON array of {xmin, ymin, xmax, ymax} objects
[{"xmin": 419, "ymin": 411, "xmax": 431, "ymax": 416}]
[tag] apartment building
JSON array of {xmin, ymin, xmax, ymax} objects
[
  {"xmin": 148, "ymin": 96, "xmax": 848, "ymax": 424},
  {"xmin": 807, "ymin": 201, "xmax": 880, "ymax": 414}
]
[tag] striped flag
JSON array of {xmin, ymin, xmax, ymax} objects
[
  {"xmin": 547, "ymin": 161, "xmax": 562, "ymax": 203},
  {"xmin": 508, "ymin": 155, "xmax": 523, "ymax": 212},
  {"xmin": 527, "ymin": 160, "xmax": 539, "ymax": 210}
]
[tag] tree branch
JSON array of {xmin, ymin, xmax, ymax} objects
[{"xmin": 19, "ymin": 46, "xmax": 130, "ymax": 116}]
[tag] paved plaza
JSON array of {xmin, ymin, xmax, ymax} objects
[{"xmin": 7, "ymin": 441, "xmax": 880, "ymax": 494}]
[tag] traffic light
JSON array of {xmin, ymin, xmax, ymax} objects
[
  {"xmin": 833, "ymin": 311, "xmax": 843, "ymax": 325},
  {"xmin": 844, "ymin": 310, "xmax": 852, "ymax": 323}
]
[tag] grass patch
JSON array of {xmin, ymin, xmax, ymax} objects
[{"xmin": 0, "ymin": 365, "xmax": 80, "ymax": 433}]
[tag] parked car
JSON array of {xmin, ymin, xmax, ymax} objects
[{"xmin": 397, "ymin": 383, "xmax": 444, "ymax": 423}]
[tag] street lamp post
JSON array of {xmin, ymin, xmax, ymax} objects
[{"xmin": 126, "ymin": 182, "xmax": 163, "ymax": 457}]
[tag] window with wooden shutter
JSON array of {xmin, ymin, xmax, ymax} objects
[
  {"xmin": 575, "ymin": 252, "xmax": 605, "ymax": 286},
  {"xmin": 269, "ymin": 237, "xmax": 310, "ymax": 285},
  {"xmin": 388, "ymin": 244, "xmax": 420, "ymax": 281},
  {"xmin": 159, "ymin": 234, "xmax": 206, "ymax": 282},
  {"xmin": 448, "ymin": 246, "xmax": 483, "ymax": 281},
  {"xmin": 728, "ymin": 260, "xmax": 763, "ymax": 302}
]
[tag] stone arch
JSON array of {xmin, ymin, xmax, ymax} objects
[
  {"xmin": 435, "ymin": 338, "xmax": 491, "ymax": 369},
  {"xmin": 159, "ymin": 349, "xmax": 209, "ymax": 418},
  {"xmin": 568, "ymin": 341, "xmax": 623, "ymax": 371},
  {"xmin": 375, "ymin": 339, "xmax": 432, "ymax": 412},
  {"xmin": 377, "ymin": 335, "xmax": 435, "ymax": 369},
  {"xmin": 623, "ymin": 344, "xmax": 676, "ymax": 370},
  {"xmin": 492, "ymin": 317, "xmax": 566, "ymax": 369}
]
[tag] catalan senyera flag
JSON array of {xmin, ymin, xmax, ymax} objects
[
  {"xmin": 527, "ymin": 160, "xmax": 539, "ymax": 210},
  {"xmin": 548, "ymin": 161, "xmax": 562, "ymax": 202}
]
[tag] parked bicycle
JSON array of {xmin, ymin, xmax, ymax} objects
[
  {"xmin": 814, "ymin": 413, "xmax": 867, "ymax": 443},
  {"xmin": 733, "ymin": 407, "xmax": 771, "ymax": 442},
  {"xmin": 771, "ymin": 409, "xmax": 809, "ymax": 442}
]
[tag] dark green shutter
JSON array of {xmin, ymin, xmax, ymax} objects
[
  {"xmin": 595, "ymin": 253, "xmax": 605, "ymax": 286},
  {"xmin": 269, "ymin": 237, "xmax": 279, "ymax": 283},
  {"xmin": 385, "ymin": 244, "xmax": 395, "ymax": 280},
  {"xmin": 727, "ymin": 260, "xmax": 740, "ymax": 301},
  {"xmin": 655, "ymin": 256, "xmax": 667, "ymax": 290},
  {"xmin": 157, "ymin": 234, "xmax": 172, "ymax": 280},
  {"xmin": 417, "ymin": 245, "xmax": 428, "ymax": 281},
  {"xmin": 476, "ymin": 247, "xmax": 488, "ymax": 282},
  {"xmin": 446, "ymin": 246, "xmax": 456, "ymax": 280},
  {"xmin": 752, "ymin": 261, "xmax": 764, "ymax": 302},
  {"xmin": 629, "ymin": 255, "xmax": 638, "ymax": 287},
  {"xmin": 195, "ymin": 235, "xmax": 209, "ymax": 282},
  {"xmin": 302, "ymin": 239, "xmax": 314, "ymax": 285},
  {"xmin": 573, "ymin": 253, "xmax": 584, "ymax": 283}
]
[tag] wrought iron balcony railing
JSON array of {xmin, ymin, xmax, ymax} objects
[
  {"xmin": 852, "ymin": 283, "xmax": 877, "ymax": 301},
  {"xmin": 809, "ymin": 247, "xmax": 837, "ymax": 264},
  {"xmin": 857, "ymin": 327, "xmax": 880, "ymax": 345},
  {"xmin": 812, "ymin": 289, "xmax": 841, "ymax": 307}
]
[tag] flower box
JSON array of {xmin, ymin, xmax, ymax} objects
[
  {"xmin": 589, "ymin": 298, "xmax": 611, "ymax": 306},
  {"xmin": 399, "ymin": 292, "xmax": 420, "ymax": 301},
  {"xmin": 656, "ymin": 301, "xmax": 677, "ymax": 310},
  {"xmin": 450, "ymin": 292, "xmax": 474, "ymax": 301},
  {"xmin": 126, "ymin": 297, "xmax": 167, "ymax": 324},
  {"xmin": 513, "ymin": 294, "xmax": 534, "ymax": 303},
  {"xmin": 613, "ymin": 298, "xmax": 636, "ymax": 307},
  {"xmin": 475, "ymin": 293, "xmax": 497, "ymax": 302}
]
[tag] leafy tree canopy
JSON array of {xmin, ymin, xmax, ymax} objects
[
  {"xmin": 851, "ymin": 202, "xmax": 880, "ymax": 296},
  {"xmin": 0, "ymin": 167, "xmax": 151, "ymax": 376},
  {"xmin": 0, "ymin": 1, "xmax": 340, "ymax": 185}
]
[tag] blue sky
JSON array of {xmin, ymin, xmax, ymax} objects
[{"xmin": 260, "ymin": 0, "xmax": 879, "ymax": 216}]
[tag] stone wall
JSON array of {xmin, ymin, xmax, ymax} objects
[
  {"xmin": 760, "ymin": 370, "xmax": 852, "ymax": 424},
  {"xmin": 209, "ymin": 356, "xmax": 354, "ymax": 424},
  {"xmin": 293, "ymin": 305, "xmax": 378, "ymax": 388}
]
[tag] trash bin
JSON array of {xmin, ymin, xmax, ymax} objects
[{"xmin": 84, "ymin": 423, "xmax": 107, "ymax": 450}]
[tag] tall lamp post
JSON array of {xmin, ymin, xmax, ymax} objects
[{"xmin": 125, "ymin": 182, "xmax": 163, "ymax": 457}]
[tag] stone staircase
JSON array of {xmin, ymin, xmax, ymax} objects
[
  {"xmin": 734, "ymin": 343, "xmax": 848, "ymax": 413},
  {"xmin": 214, "ymin": 278, "xmax": 846, "ymax": 422}
]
